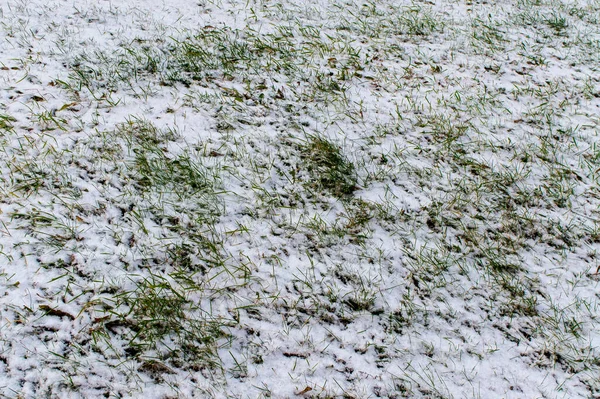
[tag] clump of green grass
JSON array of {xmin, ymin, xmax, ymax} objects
[
  {"xmin": 471, "ymin": 16, "xmax": 508, "ymax": 52},
  {"xmin": 114, "ymin": 119, "xmax": 222, "ymax": 216},
  {"xmin": 134, "ymin": 149, "xmax": 213, "ymax": 194},
  {"xmin": 0, "ymin": 113, "xmax": 16, "ymax": 132},
  {"xmin": 301, "ymin": 135, "xmax": 359, "ymax": 198},
  {"xmin": 545, "ymin": 13, "xmax": 568, "ymax": 34},
  {"xmin": 112, "ymin": 273, "xmax": 228, "ymax": 369},
  {"xmin": 343, "ymin": 287, "xmax": 376, "ymax": 312},
  {"xmin": 299, "ymin": 199, "xmax": 374, "ymax": 247},
  {"xmin": 396, "ymin": 6, "xmax": 441, "ymax": 36}
]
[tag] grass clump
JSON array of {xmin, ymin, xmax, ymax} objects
[
  {"xmin": 115, "ymin": 118, "xmax": 222, "ymax": 215},
  {"xmin": 301, "ymin": 135, "xmax": 359, "ymax": 198},
  {"xmin": 134, "ymin": 149, "xmax": 213, "ymax": 195},
  {"xmin": 0, "ymin": 113, "xmax": 16, "ymax": 133},
  {"xmin": 112, "ymin": 273, "xmax": 228, "ymax": 369},
  {"xmin": 396, "ymin": 6, "xmax": 441, "ymax": 36},
  {"xmin": 545, "ymin": 13, "xmax": 568, "ymax": 34}
]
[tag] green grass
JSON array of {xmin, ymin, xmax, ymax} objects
[
  {"xmin": 1, "ymin": 0, "xmax": 599, "ymax": 396},
  {"xmin": 0, "ymin": 113, "xmax": 16, "ymax": 132},
  {"xmin": 301, "ymin": 135, "xmax": 359, "ymax": 198},
  {"xmin": 111, "ymin": 273, "xmax": 229, "ymax": 370}
]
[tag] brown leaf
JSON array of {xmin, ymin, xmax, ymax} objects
[
  {"xmin": 295, "ymin": 387, "xmax": 312, "ymax": 395},
  {"xmin": 39, "ymin": 305, "xmax": 75, "ymax": 320}
]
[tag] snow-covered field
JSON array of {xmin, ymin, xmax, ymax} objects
[{"xmin": 1, "ymin": 0, "xmax": 599, "ymax": 397}]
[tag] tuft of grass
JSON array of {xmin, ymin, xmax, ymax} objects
[
  {"xmin": 397, "ymin": 6, "xmax": 441, "ymax": 36},
  {"xmin": 133, "ymin": 149, "xmax": 213, "ymax": 194},
  {"xmin": 471, "ymin": 16, "xmax": 508, "ymax": 53},
  {"xmin": 0, "ymin": 113, "xmax": 16, "ymax": 133},
  {"xmin": 112, "ymin": 273, "xmax": 229, "ymax": 369},
  {"xmin": 545, "ymin": 13, "xmax": 568, "ymax": 34},
  {"xmin": 114, "ymin": 118, "xmax": 222, "ymax": 218},
  {"xmin": 301, "ymin": 135, "xmax": 359, "ymax": 198}
]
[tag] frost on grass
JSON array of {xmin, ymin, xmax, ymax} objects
[{"xmin": 0, "ymin": 0, "xmax": 600, "ymax": 397}]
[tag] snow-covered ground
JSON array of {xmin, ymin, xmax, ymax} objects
[{"xmin": 1, "ymin": 0, "xmax": 599, "ymax": 397}]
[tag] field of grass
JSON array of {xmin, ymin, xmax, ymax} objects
[{"xmin": 0, "ymin": 0, "xmax": 599, "ymax": 397}]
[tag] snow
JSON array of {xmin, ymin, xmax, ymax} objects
[{"xmin": 0, "ymin": 0, "xmax": 599, "ymax": 397}]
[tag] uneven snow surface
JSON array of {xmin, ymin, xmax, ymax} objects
[{"xmin": 1, "ymin": 0, "xmax": 600, "ymax": 397}]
